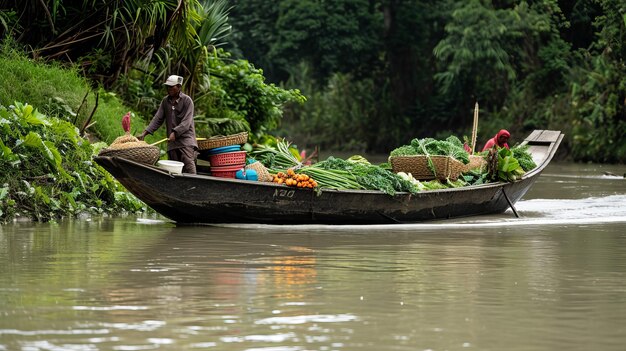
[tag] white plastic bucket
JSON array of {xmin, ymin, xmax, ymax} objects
[{"xmin": 157, "ymin": 160, "xmax": 184, "ymax": 174}]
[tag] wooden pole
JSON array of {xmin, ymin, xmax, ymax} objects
[{"xmin": 471, "ymin": 102, "xmax": 479, "ymax": 154}]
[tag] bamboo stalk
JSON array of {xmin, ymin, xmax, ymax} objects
[
  {"xmin": 471, "ymin": 102, "xmax": 479, "ymax": 154},
  {"xmin": 150, "ymin": 138, "xmax": 168, "ymax": 146}
]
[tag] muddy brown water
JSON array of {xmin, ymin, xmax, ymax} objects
[{"xmin": 1, "ymin": 162, "xmax": 625, "ymax": 351}]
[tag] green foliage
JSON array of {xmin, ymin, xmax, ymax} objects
[
  {"xmin": 433, "ymin": 1, "xmax": 517, "ymax": 98},
  {"xmin": 405, "ymin": 136, "xmax": 470, "ymax": 164},
  {"xmin": 389, "ymin": 145, "xmax": 418, "ymax": 157},
  {"xmin": 567, "ymin": 54, "xmax": 626, "ymax": 162},
  {"xmin": 528, "ymin": 38, "xmax": 573, "ymax": 97},
  {"xmin": 197, "ymin": 0, "xmax": 233, "ymax": 50},
  {"xmin": 0, "ymin": 102, "xmax": 144, "ymax": 222},
  {"xmin": 251, "ymin": 138, "xmax": 302, "ymax": 169},
  {"xmin": 113, "ymin": 71, "xmax": 160, "ymax": 115},
  {"xmin": 507, "ymin": 0, "xmax": 626, "ymax": 163},
  {"xmin": 152, "ymin": 0, "xmax": 233, "ymax": 94},
  {"xmin": 511, "ymin": 144, "xmax": 537, "ymax": 171},
  {"xmin": 434, "ymin": 0, "xmax": 569, "ymax": 115},
  {"xmin": 230, "ymin": 0, "xmax": 382, "ymax": 83},
  {"xmin": 0, "ymin": 8, "xmax": 19, "ymax": 36},
  {"xmin": 482, "ymin": 146, "xmax": 528, "ymax": 183},
  {"xmin": 0, "ymin": 39, "xmax": 90, "ymax": 117},
  {"xmin": 461, "ymin": 169, "xmax": 490, "ymax": 186},
  {"xmin": 194, "ymin": 49, "xmax": 306, "ymax": 140},
  {"xmin": 227, "ymin": 0, "xmax": 280, "ymax": 77},
  {"xmin": 314, "ymin": 156, "xmax": 416, "ymax": 195},
  {"xmin": 495, "ymin": 147, "xmax": 526, "ymax": 182},
  {"xmin": 0, "ymin": 41, "xmax": 148, "ymax": 144},
  {"xmin": 564, "ymin": 0, "xmax": 626, "ymax": 163},
  {"xmin": 280, "ymin": 68, "xmax": 381, "ymax": 152},
  {"xmin": 3, "ymin": 0, "xmax": 626, "ymax": 163},
  {"xmin": 92, "ymin": 89, "xmax": 151, "ymax": 144},
  {"xmin": 1, "ymin": 0, "xmax": 210, "ymax": 88}
]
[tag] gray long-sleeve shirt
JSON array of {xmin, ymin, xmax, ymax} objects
[{"xmin": 144, "ymin": 92, "xmax": 198, "ymax": 151}]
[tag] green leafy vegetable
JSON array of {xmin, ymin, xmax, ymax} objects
[
  {"xmin": 496, "ymin": 147, "xmax": 526, "ymax": 182},
  {"xmin": 314, "ymin": 156, "xmax": 417, "ymax": 195},
  {"xmin": 389, "ymin": 145, "xmax": 417, "ymax": 157},
  {"xmin": 390, "ymin": 135, "xmax": 471, "ymax": 164},
  {"xmin": 511, "ymin": 144, "xmax": 537, "ymax": 171}
]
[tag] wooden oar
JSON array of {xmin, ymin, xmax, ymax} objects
[
  {"xmin": 150, "ymin": 138, "xmax": 168, "ymax": 146},
  {"xmin": 150, "ymin": 137, "xmax": 208, "ymax": 146},
  {"xmin": 502, "ymin": 188, "xmax": 520, "ymax": 218}
]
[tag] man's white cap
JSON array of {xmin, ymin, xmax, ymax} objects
[{"xmin": 164, "ymin": 75, "xmax": 183, "ymax": 86}]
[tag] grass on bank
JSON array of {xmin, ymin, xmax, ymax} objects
[{"xmin": 0, "ymin": 41, "xmax": 156, "ymax": 144}]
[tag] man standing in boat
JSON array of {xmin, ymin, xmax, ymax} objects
[{"xmin": 138, "ymin": 75, "xmax": 198, "ymax": 174}]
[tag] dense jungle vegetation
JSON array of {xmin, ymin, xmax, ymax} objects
[
  {"xmin": 226, "ymin": 0, "xmax": 625, "ymax": 162},
  {"xmin": 2, "ymin": 0, "xmax": 624, "ymax": 160},
  {"xmin": 0, "ymin": 0, "xmax": 624, "ymax": 222}
]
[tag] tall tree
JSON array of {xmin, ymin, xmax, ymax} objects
[
  {"xmin": 229, "ymin": 0, "xmax": 382, "ymax": 84},
  {"xmin": 381, "ymin": 0, "xmax": 451, "ymax": 129},
  {"xmin": 566, "ymin": 0, "xmax": 626, "ymax": 162},
  {"xmin": 433, "ymin": 1, "xmax": 572, "ymax": 133},
  {"xmin": 227, "ymin": 0, "xmax": 280, "ymax": 78}
]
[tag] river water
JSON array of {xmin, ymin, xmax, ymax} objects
[{"xmin": 1, "ymin": 162, "xmax": 625, "ymax": 351}]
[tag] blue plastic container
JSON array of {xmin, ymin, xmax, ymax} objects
[
  {"xmin": 235, "ymin": 168, "xmax": 258, "ymax": 181},
  {"xmin": 207, "ymin": 145, "xmax": 241, "ymax": 155},
  {"xmin": 245, "ymin": 169, "xmax": 258, "ymax": 181}
]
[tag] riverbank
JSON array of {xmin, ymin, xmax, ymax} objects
[{"xmin": 0, "ymin": 102, "xmax": 148, "ymax": 223}]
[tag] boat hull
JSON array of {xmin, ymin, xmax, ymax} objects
[{"xmin": 95, "ymin": 130, "xmax": 563, "ymax": 225}]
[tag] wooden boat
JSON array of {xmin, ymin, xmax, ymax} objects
[{"xmin": 94, "ymin": 130, "xmax": 563, "ymax": 225}]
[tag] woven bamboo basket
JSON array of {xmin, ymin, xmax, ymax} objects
[
  {"xmin": 463, "ymin": 155, "xmax": 487, "ymax": 172},
  {"xmin": 245, "ymin": 161, "xmax": 272, "ymax": 182},
  {"xmin": 98, "ymin": 146, "xmax": 160, "ymax": 165},
  {"xmin": 390, "ymin": 155, "xmax": 465, "ymax": 180},
  {"xmin": 197, "ymin": 132, "xmax": 248, "ymax": 150}
]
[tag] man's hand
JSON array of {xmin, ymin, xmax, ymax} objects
[
  {"xmin": 168, "ymin": 132, "xmax": 176, "ymax": 142},
  {"xmin": 137, "ymin": 131, "xmax": 148, "ymax": 141}
]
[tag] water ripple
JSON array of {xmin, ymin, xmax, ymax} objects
[
  {"xmin": 255, "ymin": 314, "xmax": 358, "ymax": 325},
  {"xmin": 73, "ymin": 305, "xmax": 148, "ymax": 311}
]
